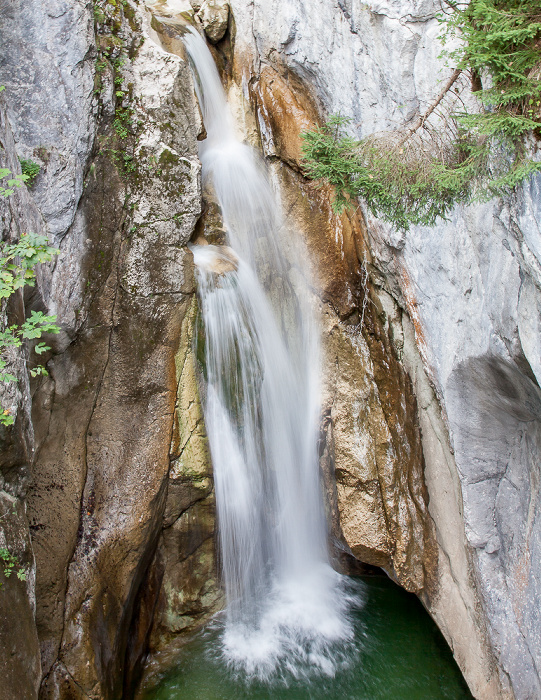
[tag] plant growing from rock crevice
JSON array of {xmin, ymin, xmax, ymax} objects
[
  {"xmin": 93, "ymin": 0, "xmax": 143, "ymax": 181},
  {"xmin": 301, "ymin": 0, "xmax": 541, "ymax": 230},
  {"xmin": 18, "ymin": 157, "xmax": 40, "ymax": 186},
  {"xmin": 0, "ymin": 169, "xmax": 60, "ymax": 426},
  {"xmin": 0, "ymin": 536, "xmax": 27, "ymax": 589},
  {"xmin": 0, "ymin": 506, "xmax": 27, "ymax": 592}
]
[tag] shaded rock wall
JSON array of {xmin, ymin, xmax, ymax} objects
[
  {"xmin": 0, "ymin": 0, "xmax": 95, "ymax": 693},
  {"xmin": 33, "ymin": 13, "xmax": 203, "ymax": 699},
  {"xmin": 144, "ymin": 298, "xmax": 222, "ymax": 671},
  {"xmin": 0, "ymin": 108, "xmax": 42, "ymax": 686},
  {"xmin": 0, "ymin": 1, "xmax": 216, "ymax": 697}
]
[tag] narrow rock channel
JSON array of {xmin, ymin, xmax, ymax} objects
[{"xmin": 0, "ymin": 1, "xmax": 539, "ymax": 699}]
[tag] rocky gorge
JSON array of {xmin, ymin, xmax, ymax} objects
[{"xmin": 0, "ymin": 0, "xmax": 540, "ymax": 699}]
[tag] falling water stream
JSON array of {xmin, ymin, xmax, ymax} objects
[
  {"xmin": 184, "ymin": 27, "xmax": 354, "ymax": 678},
  {"xmin": 144, "ymin": 23, "xmax": 474, "ymax": 700}
]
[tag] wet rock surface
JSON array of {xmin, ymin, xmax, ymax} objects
[
  {"xmin": 1, "ymin": 1, "xmax": 211, "ymax": 697},
  {"xmin": 246, "ymin": 56, "xmax": 433, "ymax": 593},
  {"xmin": 0, "ymin": 1, "xmax": 539, "ymax": 699},
  {"xmin": 143, "ymin": 299, "xmax": 222, "ymax": 672},
  {"xmin": 227, "ymin": 1, "xmax": 541, "ymax": 697}
]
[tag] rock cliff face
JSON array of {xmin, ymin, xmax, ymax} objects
[
  {"xmin": 0, "ymin": 1, "xmax": 539, "ymax": 699},
  {"xmin": 0, "ymin": 2, "xmax": 217, "ymax": 698},
  {"xmin": 226, "ymin": 1, "xmax": 541, "ymax": 698},
  {"xmin": 0, "ymin": 1, "xmax": 96, "ymax": 696}
]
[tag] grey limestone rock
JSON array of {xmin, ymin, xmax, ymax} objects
[
  {"xmin": 226, "ymin": 0, "xmax": 541, "ymax": 697},
  {"xmin": 198, "ymin": 0, "xmax": 230, "ymax": 43},
  {"xmin": 0, "ymin": 1, "xmax": 206, "ymax": 697}
]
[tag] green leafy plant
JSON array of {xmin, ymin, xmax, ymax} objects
[
  {"xmin": 93, "ymin": 3, "xmax": 137, "ymax": 172},
  {"xmin": 0, "ymin": 170, "xmax": 60, "ymax": 426},
  {"xmin": 301, "ymin": 0, "xmax": 541, "ymax": 230},
  {"xmin": 0, "ymin": 547, "xmax": 26, "ymax": 589},
  {"xmin": 0, "ymin": 167, "xmax": 27, "ymax": 197},
  {"xmin": 0, "ymin": 506, "xmax": 27, "ymax": 591},
  {"xmin": 94, "ymin": 7, "xmax": 106, "ymax": 23},
  {"xmin": 18, "ymin": 158, "xmax": 40, "ymax": 186},
  {"xmin": 113, "ymin": 113, "xmax": 130, "ymax": 139},
  {"xmin": 302, "ymin": 114, "xmax": 541, "ymax": 229},
  {"xmin": 105, "ymin": 148, "xmax": 137, "ymax": 177}
]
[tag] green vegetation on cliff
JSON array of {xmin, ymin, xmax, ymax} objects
[
  {"xmin": 0, "ymin": 170, "xmax": 59, "ymax": 426},
  {"xmin": 18, "ymin": 157, "xmax": 40, "ymax": 186},
  {"xmin": 301, "ymin": 0, "xmax": 541, "ymax": 229},
  {"xmin": 0, "ymin": 547, "xmax": 27, "ymax": 588},
  {"xmin": 94, "ymin": 0, "xmax": 142, "ymax": 179}
]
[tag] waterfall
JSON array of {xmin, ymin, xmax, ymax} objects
[{"xmin": 183, "ymin": 27, "xmax": 356, "ymax": 680}]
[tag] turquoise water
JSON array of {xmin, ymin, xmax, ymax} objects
[{"xmin": 142, "ymin": 576, "xmax": 473, "ymax": 700}]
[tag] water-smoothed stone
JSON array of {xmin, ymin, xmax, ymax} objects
[
  {"xmin": 155, "ymin": 297, "xmax": 221, "ymax": 637},
  {"xmin": 198, "ymin": 0, "xmax": 230, "ymax": 44},
  {"xmin": 251, "ymin": 66, "xmax": 319, "ymax": 169},
  {"xmin": 321, "ymin": 309, "xmax": 393, "ymax": 569},
  {"xmin": 191, "ymin": 244, "xmax": 239, "ymax": 275},
  {"xmin": 135, "ymin": 288, "xmax": 222, "ymax": 696}
]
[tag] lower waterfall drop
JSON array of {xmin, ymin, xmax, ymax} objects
[{"xmin": 183, "ymin": 27, "xmax": 358, "ymax": 680}]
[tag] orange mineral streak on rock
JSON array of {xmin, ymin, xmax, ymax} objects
[
  {"xmin": 252, "ymin": 65, "xmax": 320, "ymax": 169},
  {"xmin": 248, "ymin": 64, "xmax": 436, "ymax": 594}
]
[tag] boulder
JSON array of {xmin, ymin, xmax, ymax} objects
[{"xmin": 198, "ymin": 0, "xmax": 230, "ymax": 43}]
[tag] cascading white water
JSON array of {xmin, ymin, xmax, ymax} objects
[{"xmin": 184, "ymin": 27, "xmax": 357, "ymax": 680}]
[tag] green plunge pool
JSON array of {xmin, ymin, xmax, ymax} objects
[{"xmin": 141, "ymin": 575, "xmax": 473, "ymax": 700}]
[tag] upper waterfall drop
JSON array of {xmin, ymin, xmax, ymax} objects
[{"xmin": 183, "ymin": 26, "xmax": 359, "ymax": 679}]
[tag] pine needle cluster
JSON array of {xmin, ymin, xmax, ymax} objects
[{"xmin": 301, "ymin": 0, "xmax": 541, "ymax": 230}]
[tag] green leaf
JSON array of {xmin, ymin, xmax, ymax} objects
[
  {"xmin": 34, "ymin": 342, "xmax": 50, "ymax": 355},
  {"xmin": 0, "ymin": 224, "xmax": 59, "ymax": 416}
]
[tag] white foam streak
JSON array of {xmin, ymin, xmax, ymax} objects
[{"xmin": 185, "ymin": 28, "xmax": 357, "ymax": 681}]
